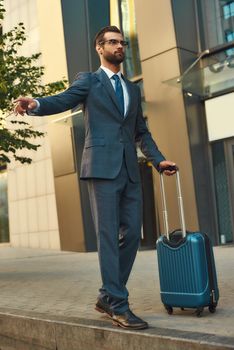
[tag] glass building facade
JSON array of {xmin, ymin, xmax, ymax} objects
[
  {"xmin": 198, "ymin": 0, "xmax": 234, "ymax": 49},
  {"xmin": 2, "ymin": 0, "xmax": 234, "ymax": 250},
  {"xmin": 198, "ymin": 0, "xmax": 234, "ymax": 244}
]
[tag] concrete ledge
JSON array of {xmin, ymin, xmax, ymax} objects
[{"xmin": 0, "ymin": 309, "xmax": 234, "ymax": 350}]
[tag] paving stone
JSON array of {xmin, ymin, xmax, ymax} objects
[{"xmin": 0, "ymin": 245, "xmax": 233, "ymax": 349}]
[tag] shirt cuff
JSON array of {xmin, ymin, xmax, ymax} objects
[{"xmin": 27, "ymin": 99, "xmax": 40, "ymax": 115}]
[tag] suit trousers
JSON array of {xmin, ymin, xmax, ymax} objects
[{"xmin": 87, "ymin": 157, "xmax": 142, "ymax": 314}]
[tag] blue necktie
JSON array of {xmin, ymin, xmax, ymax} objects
[{"xmin": 112, "ymin": 74, "xmax": 125, "ymax": 115}]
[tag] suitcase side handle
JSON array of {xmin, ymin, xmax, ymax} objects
[{"xmin": 159, "ymin": 168, "xmax": 186, "ymax": 240}]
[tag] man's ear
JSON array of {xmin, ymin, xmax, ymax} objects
[{"xmin": 96, "ymin": 44, "xmax": 103, "ymax": 55}]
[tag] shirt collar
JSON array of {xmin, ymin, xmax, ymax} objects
[{"xmin": 100, "ymin": 65, "xmax": 122, "ymax": 80}]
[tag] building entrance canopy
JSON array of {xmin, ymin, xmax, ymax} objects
[{"xmin": 164, "ymin": 42, "xmax": 234, "ymax": 99}]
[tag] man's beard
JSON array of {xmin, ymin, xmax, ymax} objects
[{"xmin": 104, "ymin": 51, "xmax": 125, "ymax": 65}]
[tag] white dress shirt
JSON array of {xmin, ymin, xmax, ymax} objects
[{"xmin": 100, "ymin": 65, "xmax": 129, "ymax": 116}]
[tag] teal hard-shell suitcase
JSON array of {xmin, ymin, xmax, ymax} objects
[{"xmin": 156, "ymin": 169, "xmax": 219, "ymax": 316}]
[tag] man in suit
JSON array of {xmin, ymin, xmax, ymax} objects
[{"xmin": 14, "ymin": 26, "xmax": 176, "ymax": 330}]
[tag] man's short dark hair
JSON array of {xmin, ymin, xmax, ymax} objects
[{"xmin": 94, "ymin": 26, "xmax": 122, "ymax": 47}]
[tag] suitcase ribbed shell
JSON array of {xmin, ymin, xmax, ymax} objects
[{"xmin": 156, "ymin": 232, "xmax": 219, "ymax": 308}]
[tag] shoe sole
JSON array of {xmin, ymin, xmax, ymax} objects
[
  {"xmin": 112, "ymin": 320, "xmax": 149, "ymax": 330},
  {"xmin": 95, "ymin": 305, "xmax": 112, "ymax": 318}
]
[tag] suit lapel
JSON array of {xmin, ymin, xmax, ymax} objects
[
  {"xmin": 94, "ymin": 68, "xmax": 123, "ymax": 116},
  {"xmin": 122, "ymin": 76, "xmax": 133, "ymax": 118}
]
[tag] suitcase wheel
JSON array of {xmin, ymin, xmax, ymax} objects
[
  {"xmin": 209, "ymin": 305, "xmax": 216, "ymax": 313},
  {"xmin": 164, "ymin": 305, "xmax": 173, "ymax": 315},
  {"xmin": 195, "ymin": 307, "xmax": 204, "ymax": 317}
]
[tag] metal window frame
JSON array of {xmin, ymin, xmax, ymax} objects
[{"xmin": 224, "ymin": 138, "xmax": 234, "ymax": 242}]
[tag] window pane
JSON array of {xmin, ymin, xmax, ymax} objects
[
  {"xmin": 230, "ymin": 2, "xmax": 234, "ymax": 17},
  {"xmin": 223, "ymin": 4, "xmax": 230, "ymax": 20},
  {"xmin": 119, "ymin": 0, "xmax": 142, "ymax": 79},
  {"xmin": 198, "ymin": 0, "xmax": 234, "ymax": 49},
  {"xmin": 212, "ymin": 142, "xmax": 233, "ymax": 243},
  {"xmin": 0, "ymin": 171, "xmax": 9, "ymax": 243}
]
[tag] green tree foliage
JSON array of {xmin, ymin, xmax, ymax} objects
[{"xmin": 0, "ymin": 0, "xmax": 67, "ymax": 165}]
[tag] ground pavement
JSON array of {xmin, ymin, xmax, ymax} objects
[{"xmin": 0, "ymin": 245, "xmax": 233, "ymax": 349}]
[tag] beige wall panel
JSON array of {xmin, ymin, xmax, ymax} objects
[
  {"xmin": 134, "ymin": 0, "xmax": 176, "ymax": 61},
  {"xmin": 36, "ymin": 0, "xmax": 68, "ymax": 84},
  {"xmin": 36, "ymin": 0, "xmax": 70, "ymax": 121},
  {"xmin": 54, "ymin": 174, "xmax": 85, "ymax": 252},
  {"xmin": 110, "ymin": 0, "xmax": 120, "ymax": 27},
  {"xmin": 141, "ymin": 49, "xmax": 199, "ymax": 231},
  {"xmin": 48, "ymin": 123, "xmax": 75, "ymax": 177}
]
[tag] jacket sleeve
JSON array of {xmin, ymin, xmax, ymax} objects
[
  {"xmin": 135, "ymin": 86, "xmax": 165, "ymax": 169},
  {"xmin": 33, "ymin": 72, "xmax": 91, "ymax": 116}
]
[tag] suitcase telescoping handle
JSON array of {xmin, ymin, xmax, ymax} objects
[{"xmin": 159, "ymin": 166, "xmax": 186, "ymax": 240}]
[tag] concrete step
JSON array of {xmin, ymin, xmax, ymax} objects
[{"xmin": 0, "ymin": 309, "xmax": 234, "ymax": 350}]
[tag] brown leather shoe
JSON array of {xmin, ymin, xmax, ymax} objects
[
  {"xmin": 95, "ymin": 297, "xmax": 112, "ymax": 318},
  {"xmin": 112, "ymin": 309, "xmax": 148, "ymax": 330}
]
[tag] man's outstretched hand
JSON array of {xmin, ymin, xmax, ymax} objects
[
  {"xmin": 13, "ymin": 97, "xmax": 37, "ymax": 116},
  {"xmin": 159, "ymin": 160, "xmax": 177, "ymax": 176}
]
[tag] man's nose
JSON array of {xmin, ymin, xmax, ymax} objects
[{"xmin": 117, "ymin": 42, "xmax": 124, "ymax": 49}]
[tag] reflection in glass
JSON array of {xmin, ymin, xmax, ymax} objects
[
  {"xmin": 225, "ymin": 30, "xmax": 234, "ymax": 55},
  {"xmin": 198, "ymin": 0, "xmax": 234, "ymax": 50},
  {"xmin": 110, "ymin": 1, "xmax": 146, "ymax": 116},
  {"xmin": 223, "ymin": 1, "xmax": 234, "ymax": 20},
  {"xmin": 212, "ymin": 142, "xmax": 233, "ymax": 243},
  {"xmin": 0, "ymin": 171, "xmax": 9, "ymax": 243},
  {"xmin": 119, "ymin": 0, "xmax": 142, "ymax": 79}
]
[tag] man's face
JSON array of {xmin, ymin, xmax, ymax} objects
[{"xmin": 97, "ymin": 32, "xmax": 126, "ymax": 65}]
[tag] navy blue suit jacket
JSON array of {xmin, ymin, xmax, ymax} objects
[{"xmin": 35, "ymin": 68, "xmax": 165, "ymax": 182}]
